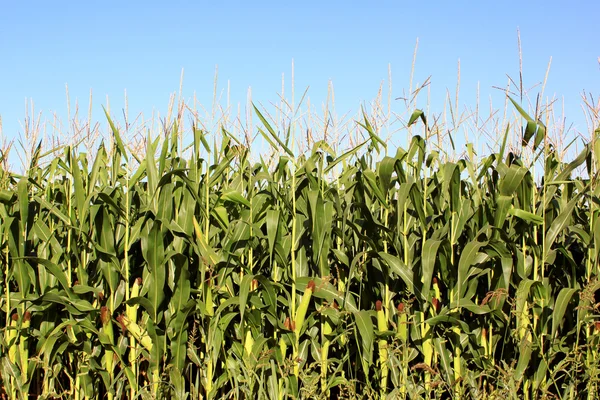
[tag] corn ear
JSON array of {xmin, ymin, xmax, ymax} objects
[
  {"xmin": 294, "ymin": 280, "xmax": 315, "ymax": 337},
  {"xmin": 481, "ymin": 328, "xmax": 488, "ymax": 356},
  {"xmin": 126, "ymin": 277, "xmax": 141, "ymax": 322},
  {"xmin": 453, "ymin": 325, "xmax": 462, "ymax": 395},
  {"xmin": 518, "ymin": 300, "xmax": 530, "ymax": 341},
  {"xmin": 244, "ymin": 330, "xmax": 254, "ymax": 357},
  {"xmin": 7, "ymin": 313, "xmax": 18, "ymax": 365},
  {"xmin": 66, "ymin": 324, "xmax": 78, "ymax": 344},
  {"xmin": 118, "ymin": 314, "xmax": 153, "ymax": 352},
  {"xmin": 280, "ymin": 317, "xmax": 292, "ymax": 358},
  {"xmin": 279, "ymin": 336, "xmax": 287, "ymax": 359},
  {"xmin": 433, "ymin": 277, "xmax": 441, "ymax": 301},
  {"xmin": 101, "ymin": 307, "xmax": 115, "ymax": 374}
]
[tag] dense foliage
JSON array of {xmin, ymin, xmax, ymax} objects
[{"xmin": 0, "ymin": 102, "xmax": 599, "ymax": 399}]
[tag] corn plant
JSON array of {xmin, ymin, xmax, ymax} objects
[{"xmin": 0, "ymin": 91, "xmax": 598, "ymax": 400}]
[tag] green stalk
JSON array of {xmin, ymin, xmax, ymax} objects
[
  {"xmin": 532, "ymin": 143, "xmax": 543, "ymax": 397},
  {"xmin": 248, "ymin": 156, "xmax": 254, "ymax": 276},
  {"xmin": 382, "ymin": 205, "xmax": 390, "ymax": 323},
  {"xmin": 126, "ymin": 278, "xmax": 141, "ymax": 397},
  {"xmin": 419, "ymin": 310, "xmax": 434, "ymax": 396},
  {"xmin": 320, "ymin": 305, "xmax": 332, "ymax": 396},
  {"xmin": 19, "ymin": 311, "xmax": 31, "ymax": 382},
  {"xmin": 336, "ymin": 176, "xmax": 348, "ymax": 349},
  {"xmin": 396, "ymin": 302, "xmax": 408, "ymax": 399},
  {"xmin": 3, "ymin": 229, "xmax": 9, "ymax": 334},
  {"xmin": 589, "ymin": 323, "xmax": 600, "ymax": 400},
  {"xmin": 449, "ymin": 209, "xmax": 463, "ymax": 399},
  {"xmin": 291, "ymin": 162, "xmax": 298, "ymax": 375},
  {"xmin": 376, "ymin": 300, "xmax": 388, "ymax": 399},
  {"xmin": 589, "ymin": 128, "xmax": 600, "ymax": 400},
  {"xmin": 124, "ymin": 171, "xmax": 136, "ymax": 399},
  {"xmin": 7, "ymin": 313, "xmax": 18, "ymax": 400},
  {"xmin": 100, "ymin": 307, "xmax": 115, "ymax": 400},
  {"xmin": 205, "ymin": 158, "xmax": 210, "ymax": 243},
  {"xmin": 64, "ymin": 162, "xmax": 77, "ymax": 400},
  {"xmin": 244, "ymin": 157, "xmax": 255, "ymax": 359},
  {"xmin": 403, "ymin": 197, "xmax": 409, "ymax": 268},
  {"xmin": 453, "ymin": 325, "xmax": 462, "ymax": 396},
  {"xmin": 519, "ymin": 236, "xmax": 531, "ymax": 345},
  {"xmin": 65, "ymin": 165, "xmax": 72, "ymax": 288}
]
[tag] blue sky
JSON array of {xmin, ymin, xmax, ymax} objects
[{"xmin": 1, "ymin": 1, "xmax": 598, "ymax": 166}]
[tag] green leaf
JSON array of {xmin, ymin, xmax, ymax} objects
[
  {"xmin": 27, "ymin": 257, "xmax": 72, "ymax": 298},
  {"xmin": 102, "ymin": 106, "xmax": 128, "ymax": 159},
  {"xmin": 443, "ymin": 163, "xmax": 460, "ymax": 212},
  {"xmin": 239, "ymin": 273, "xmax": 254, "ymax": 323},
  {"xmin": 456, "ymin": 240, "xmax": 485, "ymax": 299},
  {"xmin": 499, "ymin": 164, "xmax": 528, "ymax": 197},
  {"xmin": 353, "ymin": 310, "xmax": 374, "ymax": 377},
  {"xmin": 434, "ymin": 337, "xmax": 453, "ymax": 384},
  {"xmin": 222, "ymin": 190, "xmax": 251, "ymax": 208},
  {"xmin": 324, "ymin": 140, "xmax": 367, "ymax": 173},
  {"xmin": 508, "ymin": 208, "xmax": 543, "ymax": 225},
  {"xmin": 254, "ymin": 105, "xmax": 294, "ymax": 157},
  {"xmin": 69, "ymin": 149, "xmax": 87, "ymax": 223},
  {"xmin": 357, "ymin": 109, "xmax": 387, "ymax": 151},
  {"xmin": 362, "ymin": 170, "xmax": 388, "ymax": 208},
  {"xmin": 544, "ymin": 194, "xmax": 581, "ymax": 260},
  {"xmin": 508, "ymin": 97, "xmax": 546, "ymax": 151},
  {"xmin": 514, "ymin": 331, "xmax": 533, "ymax": 381},
  {"xmin": 296, "ymin": 277, "xmax": 358, "ymax": 313},
  {"xmin": 378, "ymin": 252, "xmax": 416, "ymax": 297},
  {"xmin": 143, "ymin": 221, "xmax": 166, "ymax": 320},
  {"xmin": 408, "ymin": 109, "xmax": 426, "ymax": 127},
  {"xmin": 551, "ymin": 288, "xmax": 577, "ymax": 338},
  {"xmin": 126, "ymin": 296, "xmax": 156, "ymax": 318},
  {"xmin": 266, "ymin": 209, "xmax": 280, "ymax": 263},
  {"xmin": 377, "ymin": 156, "xmax": 396, "ymax": 196},
  {"xmin": 421, "ymin": 239, "xmax": 443, "ymax": 302}
]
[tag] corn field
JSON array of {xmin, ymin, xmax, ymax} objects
[{"xmin": 1, "ymin": 94, "xmax": 600, "ymax": 400}]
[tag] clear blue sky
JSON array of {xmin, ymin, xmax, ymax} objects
[{"xmin": 1, "ymin": 1, "xmax": 598, "ymax": 166}]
